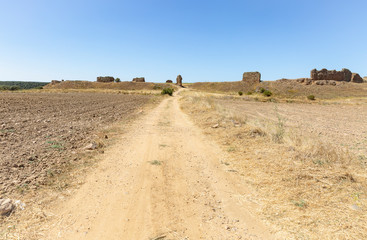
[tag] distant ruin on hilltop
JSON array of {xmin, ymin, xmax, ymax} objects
[
  {"xmin": 242, "ymin": 72, "xmax": 261, "ymax": 84},
  {"xmin": 97, "ymin": 76, "xmax": 115, "ymax": 82},
  {"xmin": 132, "ymin": 77, "xmax": 145, "ymax": 82},
  {"xmin": 278, "ymin": 68, "xmax": 364, "ymax": 85},
  {"xmin": 176, "ymin": 75, "xmax": 183, "ymax": 86},
  {"xmin": 311, "ymin": 68, "xmax": 363, "ymax": 83}
]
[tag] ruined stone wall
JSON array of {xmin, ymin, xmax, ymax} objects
[
  {"xmin": 351, "ymin": 73, "xmax": 363, "ymax": 83},
  {"xmin": 310, "ymin": 69, "xmax": 352, "ymax": 82},
  {"xmin": 176, "ymin": 75, "xmax": 183, "ymax": 86},
  {"xmin": 242, "ymin": 72, "xmax": 261, "ymax": 84},
  {"xmin": 97, "ymin": 76, "xmax": 115, "ymax": 82},
  {"xmin": 132, "ymin": 77, "xmax": 145, "ymax": 82}
]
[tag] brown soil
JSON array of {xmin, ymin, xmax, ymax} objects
[
  {"xmin": 0, "ymin": 92, "xmax": 153, "ymax": 196},
  {"xmin": 188, "ymin": 81, "xmax": 367, "ymax": 99}
]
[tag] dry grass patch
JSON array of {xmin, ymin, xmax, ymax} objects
[
  {"xmin": 180, "ymin": 92, "xmax": 367, "ymax": 239},
  {"xmin": 188, "ymin": 80, "xmax": 367, "ymax": 100}
]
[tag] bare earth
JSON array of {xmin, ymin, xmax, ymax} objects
[
  {"xmin": 0, "ymin": 92, "xmax": 152, "ymax": 195},
  {"xmin": 43, "ymin": 92, "xmax": 274, "ymax": 239}
]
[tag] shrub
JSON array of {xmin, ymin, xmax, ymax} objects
[
  {"xmin": 238, "ymin": 91, "xmax": 243, "ymax": 96},
  {"xmin": 153, "ymin": 84, "xmax": 162, "ymax": 90},
  {"xmin": 10, "ymin": 86, "xmax": 20, "ymax": 91},
  {"xmin": 272, "ymin": 113, "xmax": 285, "ymax": 143},
  {"xmin": 115, "ymin": 78, "xmax": 121, "ymax": 83},
  {"xmin": 263, "ymin": 90, "xmax": 272, "ymax": 97},
  {"xmin": 0, "ymin": 85, "xmax": 20, "ymax": 91},
  {"xmin": 0, "ymin": 81, "xmax": 47, "ymax": 89},
  {"xmin": 161, "ymin": 88, "xmax": 174, "ymax": 96},
  {"xmin": 307, "ymin": 95, "xmax": 315, "ymax": 100},
  {"xmin": 246, "ymin": 91, "xmax": 253, "ymax": 95},
  {"xmin": 260, "ymin": 87, "xmax": 266, "ymax": 93}
]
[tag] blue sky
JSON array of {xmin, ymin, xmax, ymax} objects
[{"xmin": 0, "ymin": 0, "xmax": 366, "ymax": 82}]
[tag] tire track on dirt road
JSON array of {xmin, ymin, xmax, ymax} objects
[{"xmin": 46, "ymin": 90, "xmax": 274, "ymax": 240}]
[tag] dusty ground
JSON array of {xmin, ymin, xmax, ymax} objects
[
  {"xmin": 0, "ymin": 92, "xmax": 153, "ymax": 196},
  {"xmin": 3, "ymin": 90, "xmax": 277, "ymax": 240},
  {"xmin": 1, "ymin": 88, "xmax": 366, "ymax": 239}
]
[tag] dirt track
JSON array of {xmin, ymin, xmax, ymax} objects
[{"xmin": 44, "ymin": 91, "xmax": 273, "ymax": 239}]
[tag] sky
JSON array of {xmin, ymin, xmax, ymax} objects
[{"xmin": 0, "ymin": 0, "xmax": 366, "ymax": 83}]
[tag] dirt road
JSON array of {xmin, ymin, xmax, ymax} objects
[{"xmin": 45, "ymin": 91, "xmax": 273, "ymax": 240}]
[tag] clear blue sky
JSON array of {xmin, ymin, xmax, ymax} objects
[{"xmin": 0, "ymin": 0, "xmax": 366, "ymax": 82}]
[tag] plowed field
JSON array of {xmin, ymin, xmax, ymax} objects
[{"xmin": 0, "ymin": 92, "xmax": 152, "ymax": 195}]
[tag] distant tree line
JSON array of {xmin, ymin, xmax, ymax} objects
[{"xmin": 0, "ymin": 81, "xmax": 48, "ymax": 90}]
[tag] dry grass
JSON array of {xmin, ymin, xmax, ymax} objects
[
  {"xmin": 188, "ymin": 80, "xmax": 367, "ymax": 100},
  {"xmin": 24, "ymin": 87, "xmax": 164, "ymax": 96},
  {"xmin": 180, "ymin": 92, "xmax": 367, "ymax": 239},
  {"xmin": 43, "ymin": 80, "xmax": 178, "ymax": 92}
]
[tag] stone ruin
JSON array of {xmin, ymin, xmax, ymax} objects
[
  {"xmin": 51, "ymin": 80, "xmax": 61, "ymax": 84},
  {"xmin": 242, "ymin": 72, "xmax": 261, "ymax": 84},
  {"xmin": 97, "ymin": 76, "xmax": 115, "ymax": 82},
  {"xmin": 176, "ymin": 75, "xmax": 183, "ymax": 86},
  {"xmin": 351, "ymin": 73, "xmax": 363, "ymax": 83},
  {"xmin": 166, "ymin": 80, "xmax": 173, "ymax": 83},
  {"xmin": 311, "ymin": 68, "xmax": 351, "ymax": 82},
  {"xmin": 311, "ymin": 68, "xmax": 363, "ymax": 83},
  {"xmin": 280, "ymin": 68, "xmax": 365, "ymax": 85},
  {"xmin": 132, "ymin": 77, "xmax": 145, "ymax": 82}
]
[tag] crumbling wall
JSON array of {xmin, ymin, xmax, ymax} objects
[
  {"xmin": 51, "ymin": 80, "xmax": 61, "ymax": 84},
  {"xmin": 310, "ymin": 69, "xmax": 352, "ymax": 82},
  {"xmin": 176, "ymin": 75, "xmax": 183, "ymax": 86},
  {"xmin": 242, "ymin": 72, "xmax": 261, "ymax": 84},
  {"xmin": 97, "ymin": 76, "xmax": 115, "ymax": 82},
  {"xmin": 351, "ymin": 73, "xmax": 363, "ymax": 83},
  {"xmin": 132, "ymin": 77, "xmax": 145, "ymax": 82}
]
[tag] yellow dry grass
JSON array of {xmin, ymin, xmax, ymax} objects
[
  {"xmin": 20, "ymin": 87, "xmax": 163, "ymax": 96},
  {"xmin": 188, "ymin": 80, "xmax": 367, "ymax": 100},
  {"xmin": 43, "ymin": 80, "xmax": 178, "ymax": 92},
  {"xmin": 180, "ymin": 91, "xmax": 367, "ymax": 239}
]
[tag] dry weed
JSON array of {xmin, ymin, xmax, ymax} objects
[{"xmin": 180, "ymin": 93, "xmax": 367, "ymax": 239}]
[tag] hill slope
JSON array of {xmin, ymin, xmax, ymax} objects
[{"xmin": 44, "ymin": 81, "xmax": 177, "ymax": 91}]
